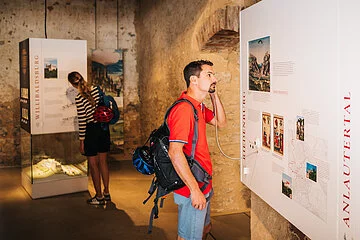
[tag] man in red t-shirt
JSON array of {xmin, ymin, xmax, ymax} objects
[{"xmin": 168, "ymin": 60, "xmax": 226, "ymax": 240}]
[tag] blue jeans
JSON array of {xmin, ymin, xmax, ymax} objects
[{"xmin": 174, "ymin": 192, "xmax": 211, "ymax": 240}]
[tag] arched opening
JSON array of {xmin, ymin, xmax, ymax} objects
[
  {"xmin": 202, "ymin": 29, "xmax": 239, "ymax": 51},
  {"xmin": 196, "ymin": 6, "xmax": 240, "ymax": 51}
]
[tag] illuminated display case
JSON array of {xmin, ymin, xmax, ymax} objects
[
  {"xmin": 19, "ymin": 38, "xmax": 88, "ymax": 199},
  {"xmin": 20, "ymin": 130, "xmax": 88, "ymax": 199}
]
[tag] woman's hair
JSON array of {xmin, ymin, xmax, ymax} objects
[{"xmin": 68, "ymin": 71, "xmax": 95, "ymax": 106}]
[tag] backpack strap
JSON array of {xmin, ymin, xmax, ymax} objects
[
  {"xmin": 96, "ymin": 85, "xmax": 105, "ymax": 104},
  {"xmin": 147, "ymin": 183, "xmax": 170, "ymax": 233},
  {"xmin": 142, "ymin": 177, "xmax": 158, "ymax": 205},
  {"xmin": 189, "ymin": 158, "xmax": 212, "ymax": 192},
  {"xmin": 95, "ymin": 86, "xmax": 109, "ymax": 130},
  {"xmin": 163, "ymin": 98, "xmax": 199, "ymax": 159}
]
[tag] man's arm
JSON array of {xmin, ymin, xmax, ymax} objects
[
  {"xmin": 208, "ymin": 92, "xmax": 226, "ymax": 127},
  {"xmin": 168, "ymin": 142, "xmax": 206, "ymax": 210}
]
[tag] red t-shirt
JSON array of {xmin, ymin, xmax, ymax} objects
[{"xmin": 168, "ymin": 91, "xmax": 214, "ymax": 197}]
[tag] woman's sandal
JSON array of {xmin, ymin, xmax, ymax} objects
[{"xmin": 103, "ymin": 192, "xmax": 111, "ymax": 201}]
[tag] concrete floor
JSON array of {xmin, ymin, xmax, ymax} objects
[{"xmin": 0, "ymin": 160, "xmax": 250, "ymax": 240}]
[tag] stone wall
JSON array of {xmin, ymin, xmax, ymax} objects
[
  {"xmin": 0, "ymin": 0, "xmax": 45, "ymax": 165},
  {"xmin": 251, "ymin": 193, "xmax": 293, "ymax": 240},
  {"xmin": 0, "ymin": 0, "xmax": 139, "ymax": 165},
  {"xmin": 117, "ymin": 0, "xmax": 142, "ymax": 156}
]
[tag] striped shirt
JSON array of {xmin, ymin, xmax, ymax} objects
[{"xmin": 75, "ymin": 86, "xmax": 100, "ymax": 140}]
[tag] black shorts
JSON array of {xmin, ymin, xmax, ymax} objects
[{"xmin": 83, "ymin": 122, "xmax": 110, "ymax": 156}]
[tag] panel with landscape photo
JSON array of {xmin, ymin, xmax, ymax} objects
[
  {"xmin": 248, "ymin": 36, "xmax": 270, "ymax": 92},
  {"xmin": 306, "ymin": 162, "xmax": 317, "ymax": 182},
  {"xmin": 282, "ymin": 173, "xmax": 293, "ymax": 199},
  {"xmin": 92, "ymin": 49, "xmax": 124, "ymax": 153},
  {"xmin": 44, "ymin": 58, "xmax": 58, "ymax": 79}
]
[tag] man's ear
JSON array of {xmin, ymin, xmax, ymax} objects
[{"xmin": 190, "ymin": 75, "xmax": 197, "ymax": 85}]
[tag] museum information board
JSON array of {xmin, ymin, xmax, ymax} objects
[
  {"xmin": 240, "ymin": 0, "xmax": 360, "ymax": 239},
  {"xmin": 20, "ymin": 38, "xmax": 87, "ymax": 134}
]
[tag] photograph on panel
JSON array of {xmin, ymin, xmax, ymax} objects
[
  {"xmin": 21, "ymin": 88, "xmax": 29, "ymax": 99},
  {"xmin": 262, "ymin": 112, "xmax": 271, "ymax": 150},
  {"xmin": 282, "ymin": 173, "xmax": 292, "ymax": 199},
  {"xmin": 248, "ymin": 36, "xmax": 270, "ymax": 92},
  {"xmin": 91, "ymin": 49, "xmax": 124, "ymax": 153},
  {"xmin": 306, "ymin": 162, "xmax": 317, "ymax": 182},
  {"xmin": 21, "ymin": 108, "xmax": 29, "ymax": 120},
  {"xmin": 273, "ymin": 114, "xmax": 284, "ymax": 155},
  {"xmin": 296, "ymin": 116, "xmax": 304, "ymax": 141},
  {"xmin": 44, "ymin": 58, "xmax": 58, "ymax": 79}
]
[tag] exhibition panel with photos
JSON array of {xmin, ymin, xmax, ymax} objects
[
  {"xmin": 240, "ymin": 0, "xmax": 360, "ymax": 239},
  {"xmin": 91, "ymin": 49, "xmax": 124, "ymax": 153},
  {"xmin": 20, "ymin": 38, "xmax": 88, "ymax": 199}
]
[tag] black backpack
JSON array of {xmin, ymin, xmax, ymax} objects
[{"xmin": 142, "ymin": 98, "xmax": 212, "ymax": 233}]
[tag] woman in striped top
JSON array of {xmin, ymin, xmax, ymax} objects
[{"xmin": 68, "ymin": 71, "xmax": 111, "ymax": 205}]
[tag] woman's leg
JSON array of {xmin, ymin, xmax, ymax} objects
[
  {"xmin": 98, "ymin": 152, "xmax": 109, "ymax": 194},
  {"xmin": 88, "ymin": 155, "xmax": 102, "ymax": 197}
]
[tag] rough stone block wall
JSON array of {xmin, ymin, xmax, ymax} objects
[
  {"xmin": 0, "ymin": 0, "xmax": 45, "ymax": 165},
  {"xmin": 117, "ymin": 0, "xmax": 141, "ymax": 156},
  {"xmin": 200, "ymin": 50, "xmax": 251, "ymax": 214},
  {"xmin": 0, "ymin": 0, "xmax": 139, "ymax": 165},
  {"xmin": 251, "ymin": 192, "xmax": 292, "ymax": 240}
]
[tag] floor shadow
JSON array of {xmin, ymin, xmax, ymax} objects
[
  {"xmin": 0, "ymin": 191, "xmax": 166, "ymax": 240},
  {"xmin": 210, "ymin": 213, "xmax": 251, "ymax": 240}
]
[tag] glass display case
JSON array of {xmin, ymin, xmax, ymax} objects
[
  {"xmin": 21, "ymin": 130, "xmax": 88, "ymax": 199},
  {"xmin": 19, "ymin": 38, "xmax": 88, "ymax": 199}
]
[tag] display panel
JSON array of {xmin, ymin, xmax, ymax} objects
[
  {"xmin": 240, "ymin": 0, "xmax": 339, "ymax": 239},
  {"xmin": 20, "ymin": 38, "xmax": 87, "ymax": 135},
  {"xmin": 91, "ymin": 49, "xmax": 124, "ymax": 153}
]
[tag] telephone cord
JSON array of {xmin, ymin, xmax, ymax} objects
[{"xmin": 213, "ymin": 96, "xmax": 241, "ymax": 160}]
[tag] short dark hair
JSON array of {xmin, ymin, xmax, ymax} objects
[{"xmin": 183, "ymin": 60, "xmax": 213, "ymax": 88}]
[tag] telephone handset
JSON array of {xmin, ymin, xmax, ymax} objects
[{"xmin": 208, "ymin": 83, "xmax": 216, "ymax": 93}]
